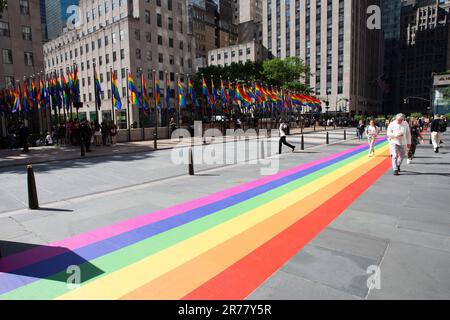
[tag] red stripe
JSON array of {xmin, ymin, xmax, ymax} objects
[{"xmin": 182, "ymin": 157, "xmax": 391, "ymax": 300}]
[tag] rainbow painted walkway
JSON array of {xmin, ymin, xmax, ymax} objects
[{"xmin": 0, "ymin": 138, "xmax": 392, "ymax": 300}]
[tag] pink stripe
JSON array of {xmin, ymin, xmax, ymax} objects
[{"xmin": 0, "ymin": 140, "xmax": 375, "ymax": 273}]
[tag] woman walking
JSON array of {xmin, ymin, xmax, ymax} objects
[
  {"xmin": 365, "ymin": 119, "xmax": 380, "ymax": 157},
  {"xmin": 407, "ymin": 118, "xmax": 423, "ymax": 164}
]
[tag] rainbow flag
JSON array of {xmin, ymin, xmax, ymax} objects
[
  {"xmin": 177, "ymin": 79, "xmax": 186, "ymax": 109},
  {"xmin": 155, "ymin": 79, "xmax": 161, "ymax": 110},
  {"xmin": 141, "ymin": 75, "xmax": 150, "ymax": 111},
  {"xmin": 94, "ymin": 71, "xmax": 103, "ymax": 109},
  {"xmin": 39, "ymin": 79, "xmax": 46, "ymax": 110},
  {"xmin": 128, "ymin": 72, "xmax": 142, "ymax": 107},
  {"xmin": 221, "ymin": 80, "xmax": 230, "ymax": 104},
  {"xmin": 12, "ymin": 84, "xmax": 21, "ymax": 113},
  {"xmin": 0, "ymin": 138, "xmax": 391, "ymax": 300},
  {"xmin": 22, "ymin": 81, "xmax": 33, "ymax": 112},
  {"xmin": 111, "ymin": 72, "xmax": 122, "ymax": 110},
  {"xmin": 255, "ymin": 83, "xmax": 266, "ymax": 102},
  {"xmin": 202, "ymin": 78, "xmax": 214, "ymax": 107},
  {"xmin": 188, "ymin": 78, "xmax": 197, "ymax": 107}
]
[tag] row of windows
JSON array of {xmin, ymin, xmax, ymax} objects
[
  {"xmin": 2, "ymin": 49, "xmax": 34, "ymax": 66},
  {"xmin": 46, "ymin": 32, "xmax": 190, "ymax": 68},
  {"xmin": 0, "ymin": 22, "xmax": 32, "ymax": 40},
  {"xmin": 210, "ymin": 47, "xmax": 252, "ymax": 61}
]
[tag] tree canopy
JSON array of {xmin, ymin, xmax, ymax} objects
[
  {"xmin": 193, "ymin": 57, "xmax": 313, "ymax": 94},
  {"xmin": 0, "ymin": 0, "xmax": 7, "ymax": 13}
]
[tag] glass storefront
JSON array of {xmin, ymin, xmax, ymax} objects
[{"xmin": 432, "ymin": 73, "xmax": 450, "ymax": 116}]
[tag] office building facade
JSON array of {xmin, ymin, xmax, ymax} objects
[
  {"xmin": 399, "ymin": 0, "xmax": 450, "ymax": 113},
  {"xmin": 263, "ymin": 0, "xmax": 384, "ymax": 114},
  {"xmin": 0, "ymin": 0, "xmax": 45, "ymax": 90},
  {"xmin": 43, "ymin": 0, "xmax": 195, "ymax": 128}
]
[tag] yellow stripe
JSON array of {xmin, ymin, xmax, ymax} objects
[{"xmin": 57, "ymin": 146, "xmax": 389, "ymax": 300}]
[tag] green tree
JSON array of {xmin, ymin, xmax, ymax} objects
[
  {"xmin": 262, "ymin": 57, "xmax": 310, "ymax": 85},
  {"xmin": 0, "ymin": 0, "xmax": 7, "ymax": 13},
  {"xmin": 282, "ymin": 81, "xmax": 313, "ymax": 94}
]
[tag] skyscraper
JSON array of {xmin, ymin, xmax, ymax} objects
[
  {"xmin": 398, "ymin": 0, "xmax": 450, "ymax": 113},
  {"xmin": 45, "ymin": 0, "xmax": 80, "ymax": 40},
  {"xmin": 263, "ymin": 0, "xmax": 384, "ymax": 115}
]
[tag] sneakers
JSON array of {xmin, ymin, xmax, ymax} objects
[
  {"xmin": 368, "ymin": 152, "xmax": 374, "ymax": 157},
  {"xmin": 407, "ymin": 159, "xmax": 412, "ymax": 165},
  {"xmin": 393, "ymin": 170, "xmax": 399, "ymax": 176},
  {"xmin": 292, "ymin": 146, "xmax": 296, "ymax": 153},
  {"xmin": 435, "ymin": 147, "xmax": 440, "ymax": 153}
]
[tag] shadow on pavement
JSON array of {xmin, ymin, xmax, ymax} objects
[
  {"xmin": 0, "ymin": 150, "xmax": 156, "ymax": 175},
  {"xmin": 0, "ymin": 240, "xmax": 103, "ymax": 284},
  {"xmin": 401, "ymin": 171, "xmax": 450, "ymax": 177}
]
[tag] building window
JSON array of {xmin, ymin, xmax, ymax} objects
[
  {"xmin": 145, "ymin": 10, "xmax": 151, "ymax": 24},
  {"xmin": 121, "ymin": 49, "xmax": 125, "ymax": 60},
  {"xmin": 136, "ymin": 49, "xmax": 141, "ymax": 59},
  {"xmin": 20, "ymin": 0, "xmax": 30, "ymax": 15},
  {"xmin": 24, "ymin": 52, "xmax": 33, "ymax": 66},
  {"xmin": 0, "ymin": 22, "xmax": 10, "ymax": 37},
  {"xmin": 22, "ymin": 26, "xmax": 32, "ymax": 41},
  {"xmin": 157, "ymin": 14, "xmax": 162, "ymax": 27},
  {"xmin": 2, "ymin": 49, "xmax": 13, "ymax": 64}
]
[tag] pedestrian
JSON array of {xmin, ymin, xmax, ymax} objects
[
  {"xmin": 279, "ymin": 119, "xmax": 295, "ymax": 154},
  {"xmin": 169, "ymin": 117, "xmax": 177, "ymax": 138},
  {"xmin": 430, "ymin": 115, "xmax": 445, "ymax": 153},
  {"xmin": 93, "ymin": 121, "xmax": 101, "ymax": 146},
  {"xmin": 80, "ymin": 119, "xmax": 92, "ymax": 152},
  {"xmin": 365, "ymin": 119, "xmax": 380, "ymax": 157},
  {"xmin": 101, "ymin": 121, "xmax": 109, "ymax": 146},
  {"xmin": 18, "ymin": 122, "xmax": 30, "ymax": 153},
  {"xmin": 357, "ymin": 120, "xmax": 365, "ymax": 141},
  {"xmin": 407, "ymin": 118, "xmax": 423, "ymax": 164},
  {"xmin": 109, "ymin": 122, "xmax": 118, "ymax": 145},
  {"xmin": 387, "ymin": 113, "xmax": 411, "ymax": 176},
  {"xmin": 45, "ymin": 131, "xmax": 54, "ymax": 146},
  {"xmin": 439, "ymin": 115, "xmax": 447, "ymax": 145}
]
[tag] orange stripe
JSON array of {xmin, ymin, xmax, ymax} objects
[
  {"xmin": 120, "ymin": 154, "xmax": 389, "ymax": 300},
  {"xmin": 183, "ymin": 157, "xmax": 391, "ymax": 300}
]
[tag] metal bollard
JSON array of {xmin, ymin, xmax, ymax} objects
[
  {"xmin": 188, "ymin": 148, "xmax": 194, "ymax": 175},
  {"xmin": 344, "ymin": 130, "xmax": 347, "ymax": 140},
  {"xmin": 301, "ymin": 134, "xmax": 305, "ymax": 150},
  {"xmin": 27, "ymin": 165, "xmax": 39, "ymax": 210},
  {"xmin": 326, "ymin": 132, "xmax": 329, "ymax": 144},
  {"xmin": 260, "ymin": 139, "xmax": 265, "ymax": 159}
]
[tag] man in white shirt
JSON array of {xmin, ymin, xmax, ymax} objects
[
  {"xmin": 387, "ymin": 114, "xmax": 411, "ymax": 176},
  {"xmin": 279, "ymin": 120, "xmax": 296, "ymax": 154}
]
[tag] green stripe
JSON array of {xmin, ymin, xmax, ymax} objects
[{"xmin": 1, "ymin": 142, "xmax": 387, "ymax": 300}]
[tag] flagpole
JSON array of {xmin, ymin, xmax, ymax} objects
[
  {"xmin": 93, "ymin": 63, "xmax": 99, "ymax": 122},
  {"xmin": 110, "ymin": 67, "xmax": 115, "ymax": 125},
  {"xmin": 176, "ymin": 73, "xmax": 181, "ymax": 128},
  {"xmin": 153, "ymin": 69, "xmax": 158, "ymax": 149},
  {"xmin": 126, "ymin": 67, "xmax": 131, "ymax": 142}
]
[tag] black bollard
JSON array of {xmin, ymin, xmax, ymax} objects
[
  {"xmin": 80, "ymin": 140, "xmax": 86, "ymax": 157},
  {"xmin": 344, "ymin": 130, "xmax": 347, "ymax": 140},
  {"xmin": 326, "ymin": 132, "xmax": 329, "ymax": 144},
  {"xmin": 314, "ymin": 123, "xmax": 316, "ymax": 131},
  {"xmin": 301, "ymin": 134, "xmax": 305, "ymax": 150},
  {"xmin": 188, "ymin": 148, "xmax": 194, "ymax": 175},
  {"xmin": 27, "ymin": 165, "xmax": 39, "ymax": 210}
]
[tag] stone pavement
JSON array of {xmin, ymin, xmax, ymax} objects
[
  {"xmin": 0, "ymin": 125, "xmax": 338, "ymax": 169},
  {"xmin": 0, "ymin": 129, "xmax": 448, "ymax": 299}
]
